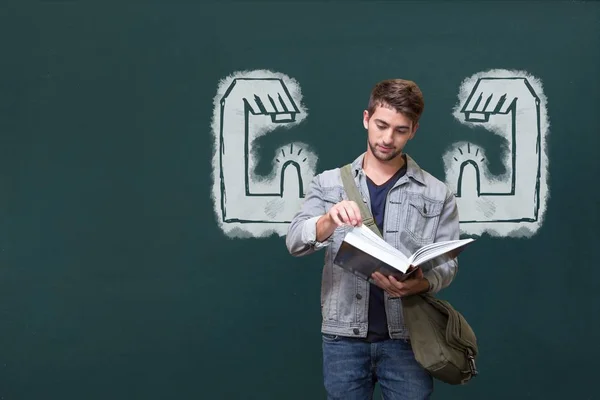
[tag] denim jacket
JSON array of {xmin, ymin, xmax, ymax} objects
[{"xmin": 285, "ymin": 153, "xmax": 460, "ymax": 339}]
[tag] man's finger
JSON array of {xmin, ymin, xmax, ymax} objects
[
  {"xmin": 385, "ymin": 287, "xmax": 403, "ymax": 297},
  {"xmin": 373, "ymin": 273, "xmax": 403, "ymax": 297},
  {"xmin": 372, "ymin": 272, "xmax": 399, "ymax": 294},
  {"xmin": 371, "ymin": 273, "xmax": 387, "ymax": 289},
  {"xmin": 413, "ymin": 267, "xmax": 424, "ymax": 279},
  {"xmin": 336, "ymin": 206, "xmax": 353, "ymax": 226},
  {"xmin": 372, "ymin": 272, "xmax": 388, "ymax": 284},
  {"xmin": 348, "ymin": 201, "xmax": 363, "ymax": 225},
  {"xmin": 340, "ymin": 202, "xmax": 360, "ymax": 226},
  {"xmin": 329, "ymin": 208, "xmax": 344, "ymax": 226},
  {"xmin": 388, "ymin": 275, "xmax": 408, "ymax": 289}
]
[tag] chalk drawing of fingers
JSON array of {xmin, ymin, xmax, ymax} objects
[
  {"xmin": 211, "ymin": 70, "xmax": 317, "ymax": 238},
  {"xmin": 443, "ymin": 69, "xmax": 550, "ymax": 237}
]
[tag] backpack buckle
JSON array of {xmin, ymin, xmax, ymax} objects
[{"xmin": 467, "ymin": 352, "xmax": 478, "ymax": 377}]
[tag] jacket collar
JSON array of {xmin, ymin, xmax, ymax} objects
[{"xmin": 349, "ymin": 152, "xmax": 426, "ymax": 185}]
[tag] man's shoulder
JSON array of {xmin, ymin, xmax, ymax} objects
[
  {"xmin": 419, "ymin": 168, "xmax": 446, "ymax": 187},
  {"xmin": 316, "ymin": 166, "xmax": 342, "ymax": 178},
  {"xmin": 317, "ymin": 154, "xmax": 363, "ymax": 181},
  {"xmin": 313, "ymin": 165, "xmax": 345, "ymax": 187},
  {"xmin": 410, "ymin": 160, "xmax": 453, "ymax": 201}
]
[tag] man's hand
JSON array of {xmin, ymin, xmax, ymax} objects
[
  {"xmin": 328, "ymin": 200, "xmax": 362, "ymax": 227},
  {"xmin": 316, "ymin": 200, "xmax": 362, "ymax": 242},
  {"xmin": 371, "ymin": 267, "xmax": 430, "ymax": 298}
]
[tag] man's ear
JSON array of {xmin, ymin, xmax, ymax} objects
[
  {"xmin": 363, "ymin": 110, "xmax": 370, "ymax": 130},
  {"xmin": 409, "ymin": 122, "xmax": 419, "ymax": 140}
]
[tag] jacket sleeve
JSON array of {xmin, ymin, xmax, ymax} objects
[
  {"xmin": 424, "ymin": 189, "xmax": 460, "ymax": 293},
  {"xmin": 285, "ymin": 175, "xmax": 333, "ymax": 257}
]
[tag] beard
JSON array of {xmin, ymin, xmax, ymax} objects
[{"xmin": 368, "ymin": 140, "xmax": 402, "ymax": 162}]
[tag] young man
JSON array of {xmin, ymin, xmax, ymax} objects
[{"xmin": 285, "ymin": 79, "xmax": 460, "ymax": 399}]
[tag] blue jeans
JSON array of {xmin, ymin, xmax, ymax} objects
[{"xmin": 322, "ymin": 335, "xmax": 433, "ymax": 400}]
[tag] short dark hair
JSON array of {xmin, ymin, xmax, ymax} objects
[{"xmin": 367, "ymin": 79, "xmax": 425, "ymax": 124}]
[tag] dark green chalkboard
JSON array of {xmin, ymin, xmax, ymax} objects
[{"xmin": 1, "ymin": 1, "xmax": 599, "ymax": 399}]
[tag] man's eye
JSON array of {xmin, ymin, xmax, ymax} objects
[{"xmin": 377, "ymin": 125, "xmax": 386, "ymax": 130}]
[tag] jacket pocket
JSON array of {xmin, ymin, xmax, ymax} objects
[
  {"xmin": 405, "ymin": 194, "xmax": 443, "ymax": 244},
  {"xmin": 322, "ymin": 187, "xmax": 345, "ymax": 212}
]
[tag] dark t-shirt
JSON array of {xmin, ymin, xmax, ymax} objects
[{"xmin": 364, "ymin": 160, "xmax": 407, "ymax": 342}]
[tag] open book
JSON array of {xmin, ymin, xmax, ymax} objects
[{"xmin": 333, "ymin": 225, "xmax": 474, "ymax": 282}]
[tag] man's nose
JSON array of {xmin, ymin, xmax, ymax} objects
[{"xmin": 381, "ymin": 129, "xmax": 394, "ymax": 144}]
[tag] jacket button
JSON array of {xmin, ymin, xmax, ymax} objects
[
  {"xmin": 356, "ymin": 293, "xmax": 362, "ymax": 300},
  {"xmin": 353, "ymin": 328, "xmax": 360, "ymax": 335}
]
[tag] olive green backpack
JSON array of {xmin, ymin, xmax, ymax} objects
[{"xmin": 339, "ymin": 164, "xmax": 479, "ymax": 385}]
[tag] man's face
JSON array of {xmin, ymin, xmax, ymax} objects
[{"xmin": 363, "ymin": 104, "xmax": 417, "ymax": 162}]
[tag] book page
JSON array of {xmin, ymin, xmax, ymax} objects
[
  {"xmin": 334, "ymin": 241, "xmax": 411, "ymax": 281},
  {"xmin": 343, "ymin": 227, "xmax": 410, "ymax": 272},
  {"xmin": 410, "ymin": 241, "xmax": 460, "ymax": 262},
  {"xmin": 408, "ymin": 238, "xmax": 475, "ymax": 267},
  {"xmin": 350, "ymin": 225, "xmax": 410, "ymax": 263}
]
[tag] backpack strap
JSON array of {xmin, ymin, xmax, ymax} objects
[{"xmin": 339, "ymin": 164, "xmax": 381, "ymax": 238}]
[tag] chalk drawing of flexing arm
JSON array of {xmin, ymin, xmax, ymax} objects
[
  {"xmin": 443, "ymin": 69, "xmax": 550, "ymax": 237},
  {"xmin": 211, "ymin": 70, "xmax": 317, "ymax": 238}
]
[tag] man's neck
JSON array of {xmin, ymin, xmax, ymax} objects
[{"xmin": 362, "ymin": 151, "xmax": 406, "ymax": 186}]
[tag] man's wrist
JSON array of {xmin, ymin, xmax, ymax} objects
[
  {"xmin": 422, "ymin": 277, "xmax": 431, "ymax": 293},
  {"xmin": 316, "ymin": 214, "xmax": 335, "ymax": 242}
]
